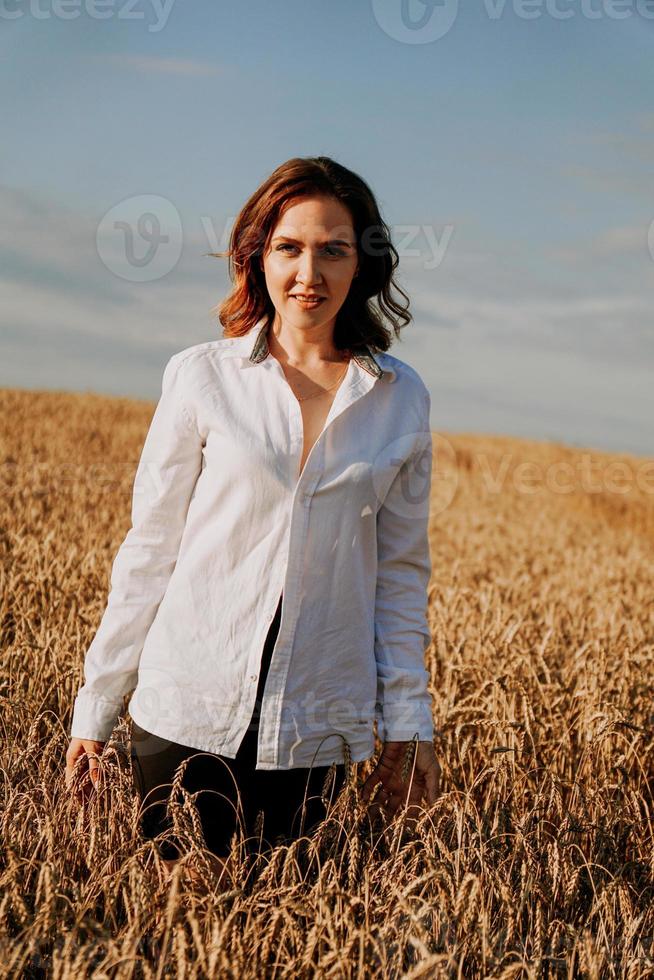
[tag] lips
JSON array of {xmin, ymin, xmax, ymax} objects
[{"xmin": 291, "ymin": 295, "xmax": 326, "ymax": 307}]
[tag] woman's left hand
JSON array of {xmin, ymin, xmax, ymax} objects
[{"xmin": 360, "ymin": 740, "xmax": 441, "ymax": 826}]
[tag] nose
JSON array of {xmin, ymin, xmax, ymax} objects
[{"xmin": 295, "ymin": 250, "xmax": 323, "ymax": 287}]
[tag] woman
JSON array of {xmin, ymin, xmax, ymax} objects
[{"xmin": 65, "ymin": 156, "xmax": 441, "ymax": 883}]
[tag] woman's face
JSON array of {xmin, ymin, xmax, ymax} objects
[{"xmin": 261, "ymin": 195, "xmax": 359, "ymax": 334}]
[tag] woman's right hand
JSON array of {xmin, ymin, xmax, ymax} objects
[{"xmin": 65, "ymin": 737, "xmax": 106, "ymax": 802}]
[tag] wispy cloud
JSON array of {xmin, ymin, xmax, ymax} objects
[
  {"xmin": 0, "ymin": 184, "xmax": 229, "ymax": 357},
  {"xmin": 1, "ymin": 185, "xmax": 652, "ymax": 454},
  {"xmin": 547, "ymin": 223, "xmax": 651, "ymax": 262},
  {"xmin": 591, "ymin": 225, "xmax": 650, "ymax": 256},
  {"xmin": 562, "ymin": 114, "xmax": 654, "ymax": 194},
  {"xmin": 558, "ymin": 163, "xmax": 653, "ymax": 198},
  {"xmin": 90, "ymin": 54, "xmax": 225, "ymax": 76}
]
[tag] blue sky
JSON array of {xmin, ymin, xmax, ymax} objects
[{"xmin": 1, "ymin": 0, "xmax": 653, "ymax": 455}]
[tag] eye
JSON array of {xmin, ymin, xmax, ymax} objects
[{"xmin": 275, "ymin": 244, "xmax": 347, "ymax": 257}]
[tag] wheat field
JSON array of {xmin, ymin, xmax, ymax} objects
[{"xmin": 1, "ymin": 385, "xmax": 653, "ymax": 979}]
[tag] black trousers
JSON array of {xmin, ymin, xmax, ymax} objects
[{"xmin": 129, "ymin": 592, "xmax": 346, "ymax": 859}]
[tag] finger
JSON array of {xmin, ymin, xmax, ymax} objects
[
  {"xmin": 385, "ymin": 798, "xmax": 400, "ymax": 819},
  {"xmin": 363, "ymin": 783, "xmax": 392, "ymax": 819},
  {"xmin": 392, "ymin": 779, "xmax": 424, "ymax": 822},
  {"xmin": 88, "ymin": 755, "xmax": 100, "ymax": 787},
  {"xmin": 359, "ymin": 779, "xmax": 375, "ymax": 803},
  {"xmin": 403, "ymin": 809, "xmax": 420, "ymax": 835},
  {"xmin": 66, "ymin": 757, "xmax": 87, "ymax": 804},
  {"xmin": 390, "ymin": 784, "xmax": 424, "ymax": 831},
  {"xmin": 365, "ymin": 791, "xmax": 388, "ymax": 814},
  {"xmin": 424, "ymin": 763, "xmax": 440, "ymax": 804},
  {"xmin": 65, "ymin": 746, "xmax": 82, "ymax": 789},
  {"xmin": 360, "ymin": 774, "xmax": 386, "ymax": 804},
  {"xmin": 370, "ymin": 800, "xmax": 392, "ymax": 822},
  {"xmin": 358, "ymin": 770, "xmax": 376, "ymax": 800},
  {"xmin": 390, "ymin": 769, "xmax": 421, "ymax": 809},
  {"xmin": 389, "ymin": 790, "xmax": 414, "ymax": 821}
]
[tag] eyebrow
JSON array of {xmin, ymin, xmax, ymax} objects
[{"xmin": 271, "ymin": 235, "xmax": 355, "ymax": 248}]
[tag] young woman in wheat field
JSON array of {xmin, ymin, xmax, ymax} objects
[{"xmin": 64, "ymin": 155, "xmax": 441, "ymax": 889}]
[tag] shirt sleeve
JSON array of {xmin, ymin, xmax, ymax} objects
[
  {"xmin": 69, "ymin": 353, "xmax": 204, "ymax": 741},
  {"xmin": 373, "ymin": 383, "xmax": 435, "ymax": 743}
]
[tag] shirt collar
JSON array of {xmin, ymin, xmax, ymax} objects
[{"xmin": 230, "ymin": 317, "xmax": 395, "ymax": 382}]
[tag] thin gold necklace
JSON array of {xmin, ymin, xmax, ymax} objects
[{"xmin": 294, "ymin": 358, "xmax": 350, "ymax": 402}]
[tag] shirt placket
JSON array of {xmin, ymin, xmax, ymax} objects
[{"xmin": 253, "ymin": 358, "xmax": 376, "ymax": 768}]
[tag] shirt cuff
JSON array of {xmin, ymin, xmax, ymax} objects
[
  {"xmin": 375, "ymin": 700, "xmax": 434, "ymax": 742},
  {"xmin": 70, "ymin": 692, "xmax": 123, "ymax": 742}
]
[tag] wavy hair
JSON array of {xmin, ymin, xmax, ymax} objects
[{"xmin": 206, "ymin": 156, "xmax": 412, "ymax": 353}]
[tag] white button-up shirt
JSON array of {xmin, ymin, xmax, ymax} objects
[{"xmin": 70, "ymin": 317, "xmax": 435, "ymax": 769}]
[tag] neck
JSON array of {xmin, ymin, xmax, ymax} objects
[{"xmin": 267, "ymin": 312, "xmax": 348, "ymax": 368}]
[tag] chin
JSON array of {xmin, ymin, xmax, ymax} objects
[{"xmin": 286, "ymin": 301, "xmax": 331, "ymax": 321}]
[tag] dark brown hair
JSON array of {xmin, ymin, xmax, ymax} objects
[{"xmin": 206, "ymin": 156, "xmax": 412, "ymax": 354}]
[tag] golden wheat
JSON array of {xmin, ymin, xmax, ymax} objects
[{"xmin": 1, "ymin": 386, "xmax": 653, "ymax": 977}]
